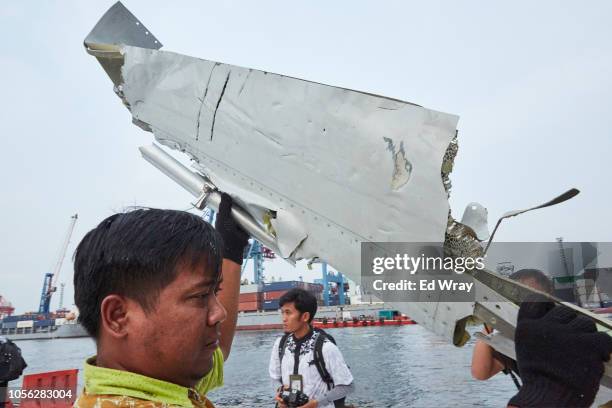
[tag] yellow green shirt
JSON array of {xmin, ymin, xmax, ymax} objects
[{"xmin": 74, "ymin": 347, "xmax": 224, "ymax": 408}]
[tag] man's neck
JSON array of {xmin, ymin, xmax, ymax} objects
[
  {"xmin": 96, "ymin": 351, "xmax": 126, "ymax": 371},
  {"xmin": 293, "ymin": 324, "xmax": 311, "ymax": 340}
]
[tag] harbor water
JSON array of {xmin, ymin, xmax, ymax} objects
[{"xmin": 10, "ymin": 325, "xmax": 518, "ymax": 407}]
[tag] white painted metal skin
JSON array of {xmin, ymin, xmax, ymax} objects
[
  {"xmin": 121, "ymin": 45, "xmax": 456, "ymax": 265},
  {"xmin": 118, "ymin": 46, "xmax": 476, "ymax": 341}
]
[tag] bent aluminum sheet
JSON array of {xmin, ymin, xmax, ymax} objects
[
  {"xmin": 86, "ymin": 3, "xmax": 612, "ymax": 394},
  {"xmin": 118, "ymin": 46, "xmax": 465, "ymax": 339},
  {"xmin": 120, "ymin": 46, "xmax": 458, "ymax": 274}
]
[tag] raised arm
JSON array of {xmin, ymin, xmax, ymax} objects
[
  {"xmin": 217, "ymin": 259, "xmax": 242, "ymax": 360},
  {"xmin": 214, "ymin": 193, "xmax": 249, "ymax": 361},
  {"xmin": 471, "ymin": 335, "xmax": 505, "ymax": 380}
]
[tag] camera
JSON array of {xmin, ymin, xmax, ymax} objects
[{"xmin": 280, "ymin": 388, "xmax": 309, "ymax": 407}]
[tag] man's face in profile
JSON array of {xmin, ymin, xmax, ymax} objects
[
  {"xmin": 280, "ymin": 302, "xmax": 308, "ymax": 334},
  {"xmin": 124, "ymin": 261, "xmax": 226, "ymax": 387}
]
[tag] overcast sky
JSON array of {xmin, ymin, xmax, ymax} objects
[{"xmin": 1, "ymin": 1, "xmax": 611, "ymax": 313}]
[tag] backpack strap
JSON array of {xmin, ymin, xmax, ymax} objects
[
  {"xmin": 278, "ymin": 332, "xmax": 291, "ymax": 364},
  {"xmin": 313, "ymin": 330, "xmax": 347, "ymax": 407},
  {"xmin": 312, "ymin": 328, "xmax": 335, "ymax": 390},
  {"xmin": 318, "ymin": 328, "xmax": 336, "ymax": 345}
]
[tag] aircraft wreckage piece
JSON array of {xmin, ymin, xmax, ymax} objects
[
  {"xmin": 85, "ymin": 2, "xmax": 612, "ymax": 390},
  {"xmin": 84, "ymin": 3, "xmax": 459, "ymax": 277}
]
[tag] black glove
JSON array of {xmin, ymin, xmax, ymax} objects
[
  {"xmin": 215, "ymin": 193, "xmax": 249, "ymax": 264},
  {"xmin": 509, "ymin": 296, "xmax": 612, "ymax": 407}
]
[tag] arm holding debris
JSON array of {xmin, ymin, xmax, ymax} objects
[
  {"xmin": 471, "ymin": 327, "xmax": 505, "ymax": 380},
  {"xmin": 217, "ymin": 259, "xmax": 242, "ymax": 361},
  {"xmin": 215, "ymin": 193, "xmax": 250, "ymax": 361},
  {"xmin": 507, "ymin": 296, "xmax": 612, "ymax": 407}
]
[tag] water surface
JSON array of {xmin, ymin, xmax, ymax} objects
[{"xmin": 13, "ymin": 325, "xmax": 517, "ymax": 407}]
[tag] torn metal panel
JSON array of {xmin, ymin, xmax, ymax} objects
[
  {"xmin": 115, "ymin": 40, "xmax": 472, "ymax": 343},
  {"xmin": 84, "ymin": 2, "xmax": 161, "ymax": 87},
  {"xmin": 85, "ymin": 4, "xmax": 612, "ymax": 393},
  {"xmin": 119, "ymin": 45, "xmax": 458, "ymax": 272}
]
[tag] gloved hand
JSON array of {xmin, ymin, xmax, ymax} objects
[
  {"xmin": 508, "ymin": 295, "xmax": 612, "ymax": 407},
  {"xmin": 215, "ymin": 192, "xmax": 249, "ymax": 264}
]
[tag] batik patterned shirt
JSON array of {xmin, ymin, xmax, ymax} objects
[{"xmin": 269, "ymin": 331, "xmax": 353, "ymax": 408}]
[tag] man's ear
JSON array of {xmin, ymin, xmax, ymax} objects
[
  {"xmin": 301, "ymin": 312, "xmax": 311, "ymax": 324},
  {"xmin": 100, "ymin": 294, "xmax": 130, "ymax": 339}
]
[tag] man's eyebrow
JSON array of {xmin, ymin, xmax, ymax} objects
[
  {"xmin": 191, "ymin": 278, "xmax": 217, "ymax": 289},
  {"xmin": 192, "ymin": 275, "xmax": 223, "ymax": 289}
]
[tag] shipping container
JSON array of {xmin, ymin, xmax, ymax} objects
[
  {"xmin": 6, "ymin": 313, "xmax": 50, "ymax": 322},
  {"xmin": 3, "ymin": 315, "xmax": 34, "ymax": 323},
  {"xmin": 238, "ymin": 301, "xmax": 260, "ymax": 312},
  {"xmin": 17, "ymin": 320, "xmax": 34, "ymax": 328},
  {"xmin": 239, "ymin": 284, "xmax": 261, "ymax": 294},
  {"xmin": 239, "ymin": 293, "xmax": 261, "ymax": 303},
  {"xmin": 378, "ymin": 310, "xmax": 399, "ymax": 319},
  {"xmin": 33, "ymin": 319, "xmax": 55, "ymax": 328},
  {"xmin": 303, "ymin": 283, "xmax": 324, "ymax": 293},
  {"xmin": 261, "ymin": 281, "xmax": 305, "ymax": 292},
  {"xmin": 1, "ymin": 321, "xmax": 17, "ymax": 329},
  {"xmin": 262, "ymin": 299, "xmax": 281, "ymax": 310},
  {"xmin": 263, "ymin": 290, "xmax": 287, "ymax": 301},
  {"xmin": 55, "ymin": 318, "xmax": 66, "ymax": 326}
]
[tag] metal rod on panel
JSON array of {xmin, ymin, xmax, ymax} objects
[{"xmin": 139, "ymin": 143, "xmax": 279, "ymax": 252}]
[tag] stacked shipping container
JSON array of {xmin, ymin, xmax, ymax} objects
[
  {"xmin": 238, "ymin": 281, "xmax": 324, "ymax": 312},
  {"xmin": 261, "ymin": 281, "xmax": 323, "ymax": 311},
  {"xmin": 0, "ymin": 319, "xmax": 58, "ymax": 329},
  {"xmin": 239, "ymin": 284, "xmax": 261, "ymax": 312}
]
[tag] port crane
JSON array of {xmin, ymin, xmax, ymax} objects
[
  {"xmin": 318, "ymin": 263, "xmax": 347, "ymax": 306},
  {"xmin": 242, "ymin": 240, "xmax": 276, "ymax": 284},
  {"xmin": 38, "ymin": 214, "xmax": 78, "ymax": 314}
]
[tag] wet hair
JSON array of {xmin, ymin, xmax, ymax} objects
[
  {"xmin": 509, "ymin": 268, "xmax": 553, "ymax": 294},
  {"xmin": 279, "ymin": 288, "xmax": 318, "ymax": 323},
  {"xmin": 73, "ymin": 208, "xmax": 223, "ymax": 338}
]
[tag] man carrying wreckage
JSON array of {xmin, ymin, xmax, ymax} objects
[
  {"xmin": 70, "ymin": 194, "xmax": 611, "ymax": 408},
  {"xmin": 472, "ymin": 270, "xmax": 553, "ymax": 386},
  {"xmin": 72, "ymin": 194, "xmax": 248, "ymax": 408}
]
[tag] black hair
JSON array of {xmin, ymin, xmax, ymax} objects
[
  {"xmin": 73, "ymin": 208, "xmax": 223, "ymax": 338},
  {"xmin": 279, "ymin": 288, "xmax": 318, "ymax": 323},
  {"xmin": 509, "ymin": 268, "xmax": 553, "ymax": 294}
]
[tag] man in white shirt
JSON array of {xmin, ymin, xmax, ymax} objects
[{"xmin": 269, "ymin": 288, "xmax": 354, "ymax": 408}]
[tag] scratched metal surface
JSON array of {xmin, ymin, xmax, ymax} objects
[{"xmin": 120, "ymin": 45, "xmax": 458, "ymax": 269}]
